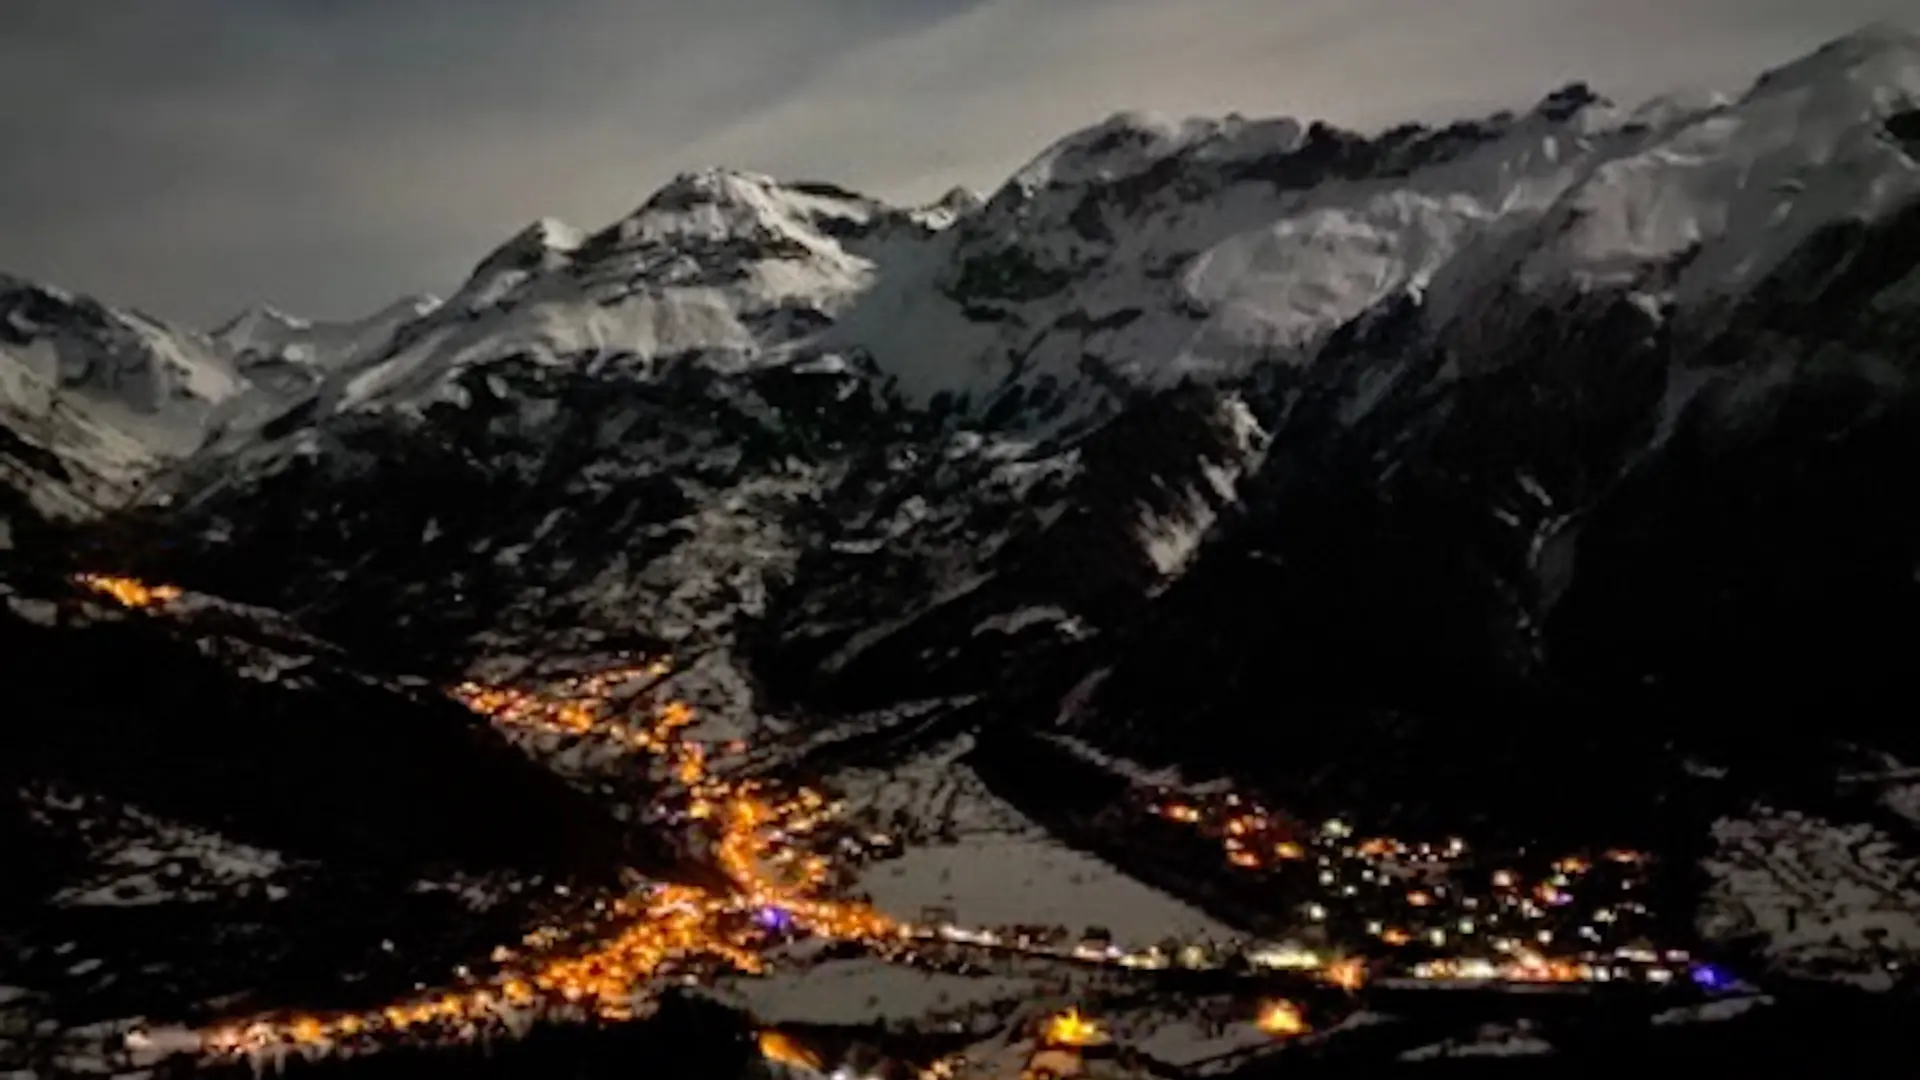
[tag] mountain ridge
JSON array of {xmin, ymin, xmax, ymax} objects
[{"xmin": 5, "ymin": 23, "xmax": 1917, "ymax": 760}]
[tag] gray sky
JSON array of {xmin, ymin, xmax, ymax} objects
[{"xmin": 3, "ymin": 0, "xmax": 1912, "ymax": 327}]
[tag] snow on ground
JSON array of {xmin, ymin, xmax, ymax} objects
[
  {"xmin": 1039, "ymin": 733, "xmax": 1231, "ymax": 795},
  {"xmin": 834, "ymin": 739, "xmax": 1234, "ymax": 947},
  {"xmin": 3, "ymin": 591, "xmax": 59, "ymax": 627},
  {"xmin": 23, "ymin": 788, "xmax": 291, "ymax": 907},
  {"xmin": 714, "ymin": 958, "xmax": 1034, "ymax": 1025},
  {"xmin": 1112, "ymin": 1003, "xmax": 1272, "ymax": 1067},
  {"xmin": 1651, "ymin": 995, "xmax": 1772, "ymax": 1026},
  {"xmin": 1886, "ymin": 783, "xmax": 1920, "ymax": 829},
  {"xmin": 1697, "ymin": 806, "xmax": 1920, "ymax": 987},
  {"xmin": 970, "ymin": 606, "xmax": 1070, "ymax": 637},
  {"xmin": 407, "ymin": 875, "xmax": 512, "ymax": 912},
  {"xmin": 830, "ymin": 737, "xmax": 1033, "ymax": 841},
  {"xmin": 1398, "ymin": 1021, "xmax": 1553, "ymax": 1060}
]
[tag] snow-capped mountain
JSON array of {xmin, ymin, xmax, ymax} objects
[
  {"xmin": 0, "ymin": 276, "xmax": 244, "ymax": 451},
  {"xmin": 0, "ymin": 275, "xmax": 251, "ymax": 523},
  {"xmin": 156, "ymin": 24, "xmax": 1915, "ymax": 446},
  {"xmin": 212, "ymin": 294, "xmax": 442, "ymax": 386},
  {"xmin": 320, "ymin": 176, "xmax": 958, "ymax": 417},
  {"xmin": 196, "ymin": 293, "xmax": 446, "ymax": 454},
  {"xmin": 0, "ymin": 281, "xmax": 435, "ymax": 528},
  {"xmin": 131, "ymin": 26, "xmax": 1919, "ymax": 707}
]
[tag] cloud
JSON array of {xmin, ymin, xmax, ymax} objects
[{"xmin": 0, "ymin": 0, "xmax": 1911, "ymax": 325}]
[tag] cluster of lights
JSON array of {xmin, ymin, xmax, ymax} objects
[
  {"xmin": 73, "ymin": 573, "xmax": 182, "ymax": 610},
  {"xmin": 1404, "ymin": 940, "xmax": 1697, "ymax": 985},
  {"xmin": 1040, "ymin": 1008, "xmax": 1108, "ymax": 1048},
  {"xmin": 195, "ymin": 659, "xmax": 906, "ymax": 1059},
  {"xmin": 1254, "ymin": 999, "xmax": 1308, "ymax": 1038},
  {"xmin": 758, "ymin": 1029, "xmax": 824, "ymax": 1072},
  {"xmin": 1144, "ymin": 789, "xmax": 1676, "ymax": 987},
  {"xmin": 452, "ymin": 662, "xmax": 684, "ymax": 751}
]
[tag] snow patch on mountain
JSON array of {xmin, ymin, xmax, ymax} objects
[
  {"xmin": 1517, "ymin": 25, "xmax": 1920, "ymax": 305},
  {"xmin": 0, "ymin": 350, "xmax": 160, "ymax": 516},
  {"xmin": 214, "ymin": 293, "xmax": 442, "ymax": 371},
  {"xmin": 0, "ymin": 275, "xmax": 254, "ymax": 516},
  {"xmin": 1133, "ymin": 394, "xmax": 1267, "ymax": 585}
]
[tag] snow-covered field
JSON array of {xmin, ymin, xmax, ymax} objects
[
  {"xmin": 829, "ymin": 737, "xmax": 1032, "ymax": 841},
  {"xmin": 835, "ymin": 739, "xmax": 1234, "ymax": 949},
  {"xmin": 857, "ymin": 838, "xmax": 1230, "ymax": 949},
  {"xmin": 1114, "ymin": 1002, "xmax": 1274, "ymax": 1067},
  {"xmin": 1697, "ymin": 806, "xmax": 1920, "ymax": 987},
  {"xmin": 715, "ymin": 958, "xmax": 1035, "ymax": 1025}
]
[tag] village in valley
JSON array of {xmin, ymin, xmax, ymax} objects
[{"xmin": 34, "ymin": 576, "xmax": 1790, "ymax": 1080}]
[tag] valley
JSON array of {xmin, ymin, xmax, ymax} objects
[{"xmin": 5, "ymin": 23, "xmax": 1920, "ymax": 1078}]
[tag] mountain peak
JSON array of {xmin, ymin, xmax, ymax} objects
[
  {"xmin": 1009, "ymin": 110, "xmax": 1229, "ymax": 192},
  {"xmin": 516, "ymin": 217, "xmax": 585, "ymax": 255},
  {"xmin": 1533, "ymin": 82, "xmax": 1610, "ymax": 122},
  {"xmin": 212, "ymin": 303, "xmax": 312, "ymax": 343},
  {"xmin": 1824, "ymin": 20, "xmax": 1920, "ymax": 55},
  {"xmin": 461, "ymin": 218, "xmax": 586, "ymax": 298},
  {"xmin": 1747, "ymin": 21, "xmax": 1920, "ymax": 99},
  {"xmin": 629, "ymin": 167, "xmax": 887, "ymax": 223}
]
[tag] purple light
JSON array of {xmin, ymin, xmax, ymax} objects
[
  {"xmin": 1689, "ymin": 963, "xmax": 1733, "ymax": 991},
  {"xmin": 757, "ymin": 906, "xmax": 795, "ymax": 932}
]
